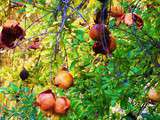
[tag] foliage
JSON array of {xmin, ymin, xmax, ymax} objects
[{"xmin": 0, "ymin": 0, "xmax": 160, "ymax": 119}]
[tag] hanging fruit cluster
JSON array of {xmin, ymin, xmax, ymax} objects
[
  {"xmin": 109, "ymin": 6, "xmax": 143, "ymax": 29},
  {"xmin": 35, "ymin": 89, "xmax": 71, "ymax": 115},
  {"xmin": 89, "ymin": 1, "xmax": 116, "ymax": 55},
  {"xmin": 35, "ymin": 66, "xmax": 73, "ymax": 116},
  {"xmin": 0, "ymin": 20, "xmax": 25, "ymax": 48}
]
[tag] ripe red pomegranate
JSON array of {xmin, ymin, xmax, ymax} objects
[
  {"xmin": 35, "ymin": 89, "xmax": 56, "ymax": 112},
  {"xmin": 54, "ymin": 67, "xmax": 74, "ymax": 90},
  {"xmin": 54, "ymin": 97, "xmax": 70, "ymax": 114}
]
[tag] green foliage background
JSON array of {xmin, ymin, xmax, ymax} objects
[{"xmin": 0, "ymin": 0, "xmax": 160, "ymax": 119}]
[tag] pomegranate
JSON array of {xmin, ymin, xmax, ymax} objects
[
  {"xmin": 124, "ymin": 13, "xmax": 143, "ymax": 29},
  {"xmin": 89, "ymin": 24, "xmax": 109, "ymax": 44},
  {"xmin": 89, "ymin": 24, "xmax": 108, "ymax": 41},
  {"xmin": 1, "ymin": 20, "xmax": 25, "ymax": 48},
  {"xmin": 54, "ymin": 97, "xmax": 70, "ymax": 114},
  {"xmin": 110, "ymin": 6, "xmax": 124, "ymax": 18},
  {"xmin": 92, "ymin": 33, "xmax": 116, "ymax": 55},
  {"xmin": 92, "ymin": 41, "xmax": 108, "ymax": 55},
  {"xmin": 148, "ymin": 87, "xmax": 160, "ymax": 102},
  {"xmin": 36, "ymin": 89, "xmax": 56, "ymax": 112},
  {"xmin": 19, "ymin": 67, "xmax": 29, "ymax": 80},
  {"xmin": 54, "ymin": 67, "xmax": 74, "ymax": 89}
]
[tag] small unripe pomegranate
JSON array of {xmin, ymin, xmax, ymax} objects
[
  {"xmin": 110, "ymin": 6, "xmax": 124, "ymax": 18},
  {"xmin": 54, "ymin": 97, "xmax": 70, "ymax": 114},
  {"xmin": 148, "ymin": 87, "xmax": 160, "ymax": 102},
  {"xmin": 19, "ymin": 67, "xmax": 29, "ymax": 80},
  {"xmin": 54, "ymin": 67, "xmax": 74, "ymax": 90},
  {"xmin": 36, "ymin": 89, "xmax": 56, "ymax": 112}
]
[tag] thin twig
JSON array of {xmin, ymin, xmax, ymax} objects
[
  {"xmin": 67, "ymin": 5, "xmax": 87, "ymax": 23},
  {"xmin": 67, "ymin": 0, "xmax": 88, "ymax": 23},
  {"xmin": 25, "ymin": 12, "xmax": 51, "ymax": 31}
]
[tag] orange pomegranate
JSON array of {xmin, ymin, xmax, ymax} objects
[
  {"xmin": 148, "ymin": 87, "xmax": 160, "ymax": 102},
  {"xmin": 110, "ymin": 6, "xmax": 124, "ymax": 18},
  {"xmin": 54, "ymin": 97, "xmax": 70, "ymax": 114},
  {"xmin": 35, "ymin": 89, "xmax": 56, "ymax": 112},
  {"xmin": 54, "ymin": 67, "xmax": 74, "ymax": 89}
]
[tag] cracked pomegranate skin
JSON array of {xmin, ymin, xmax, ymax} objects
[
  {"xmin": 36, "ymin": 89, "xmax": 56, "ymax": 112},
  {"xmin": 54, "ymin": 97, "xmax": 70, "ymax": 114}
]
